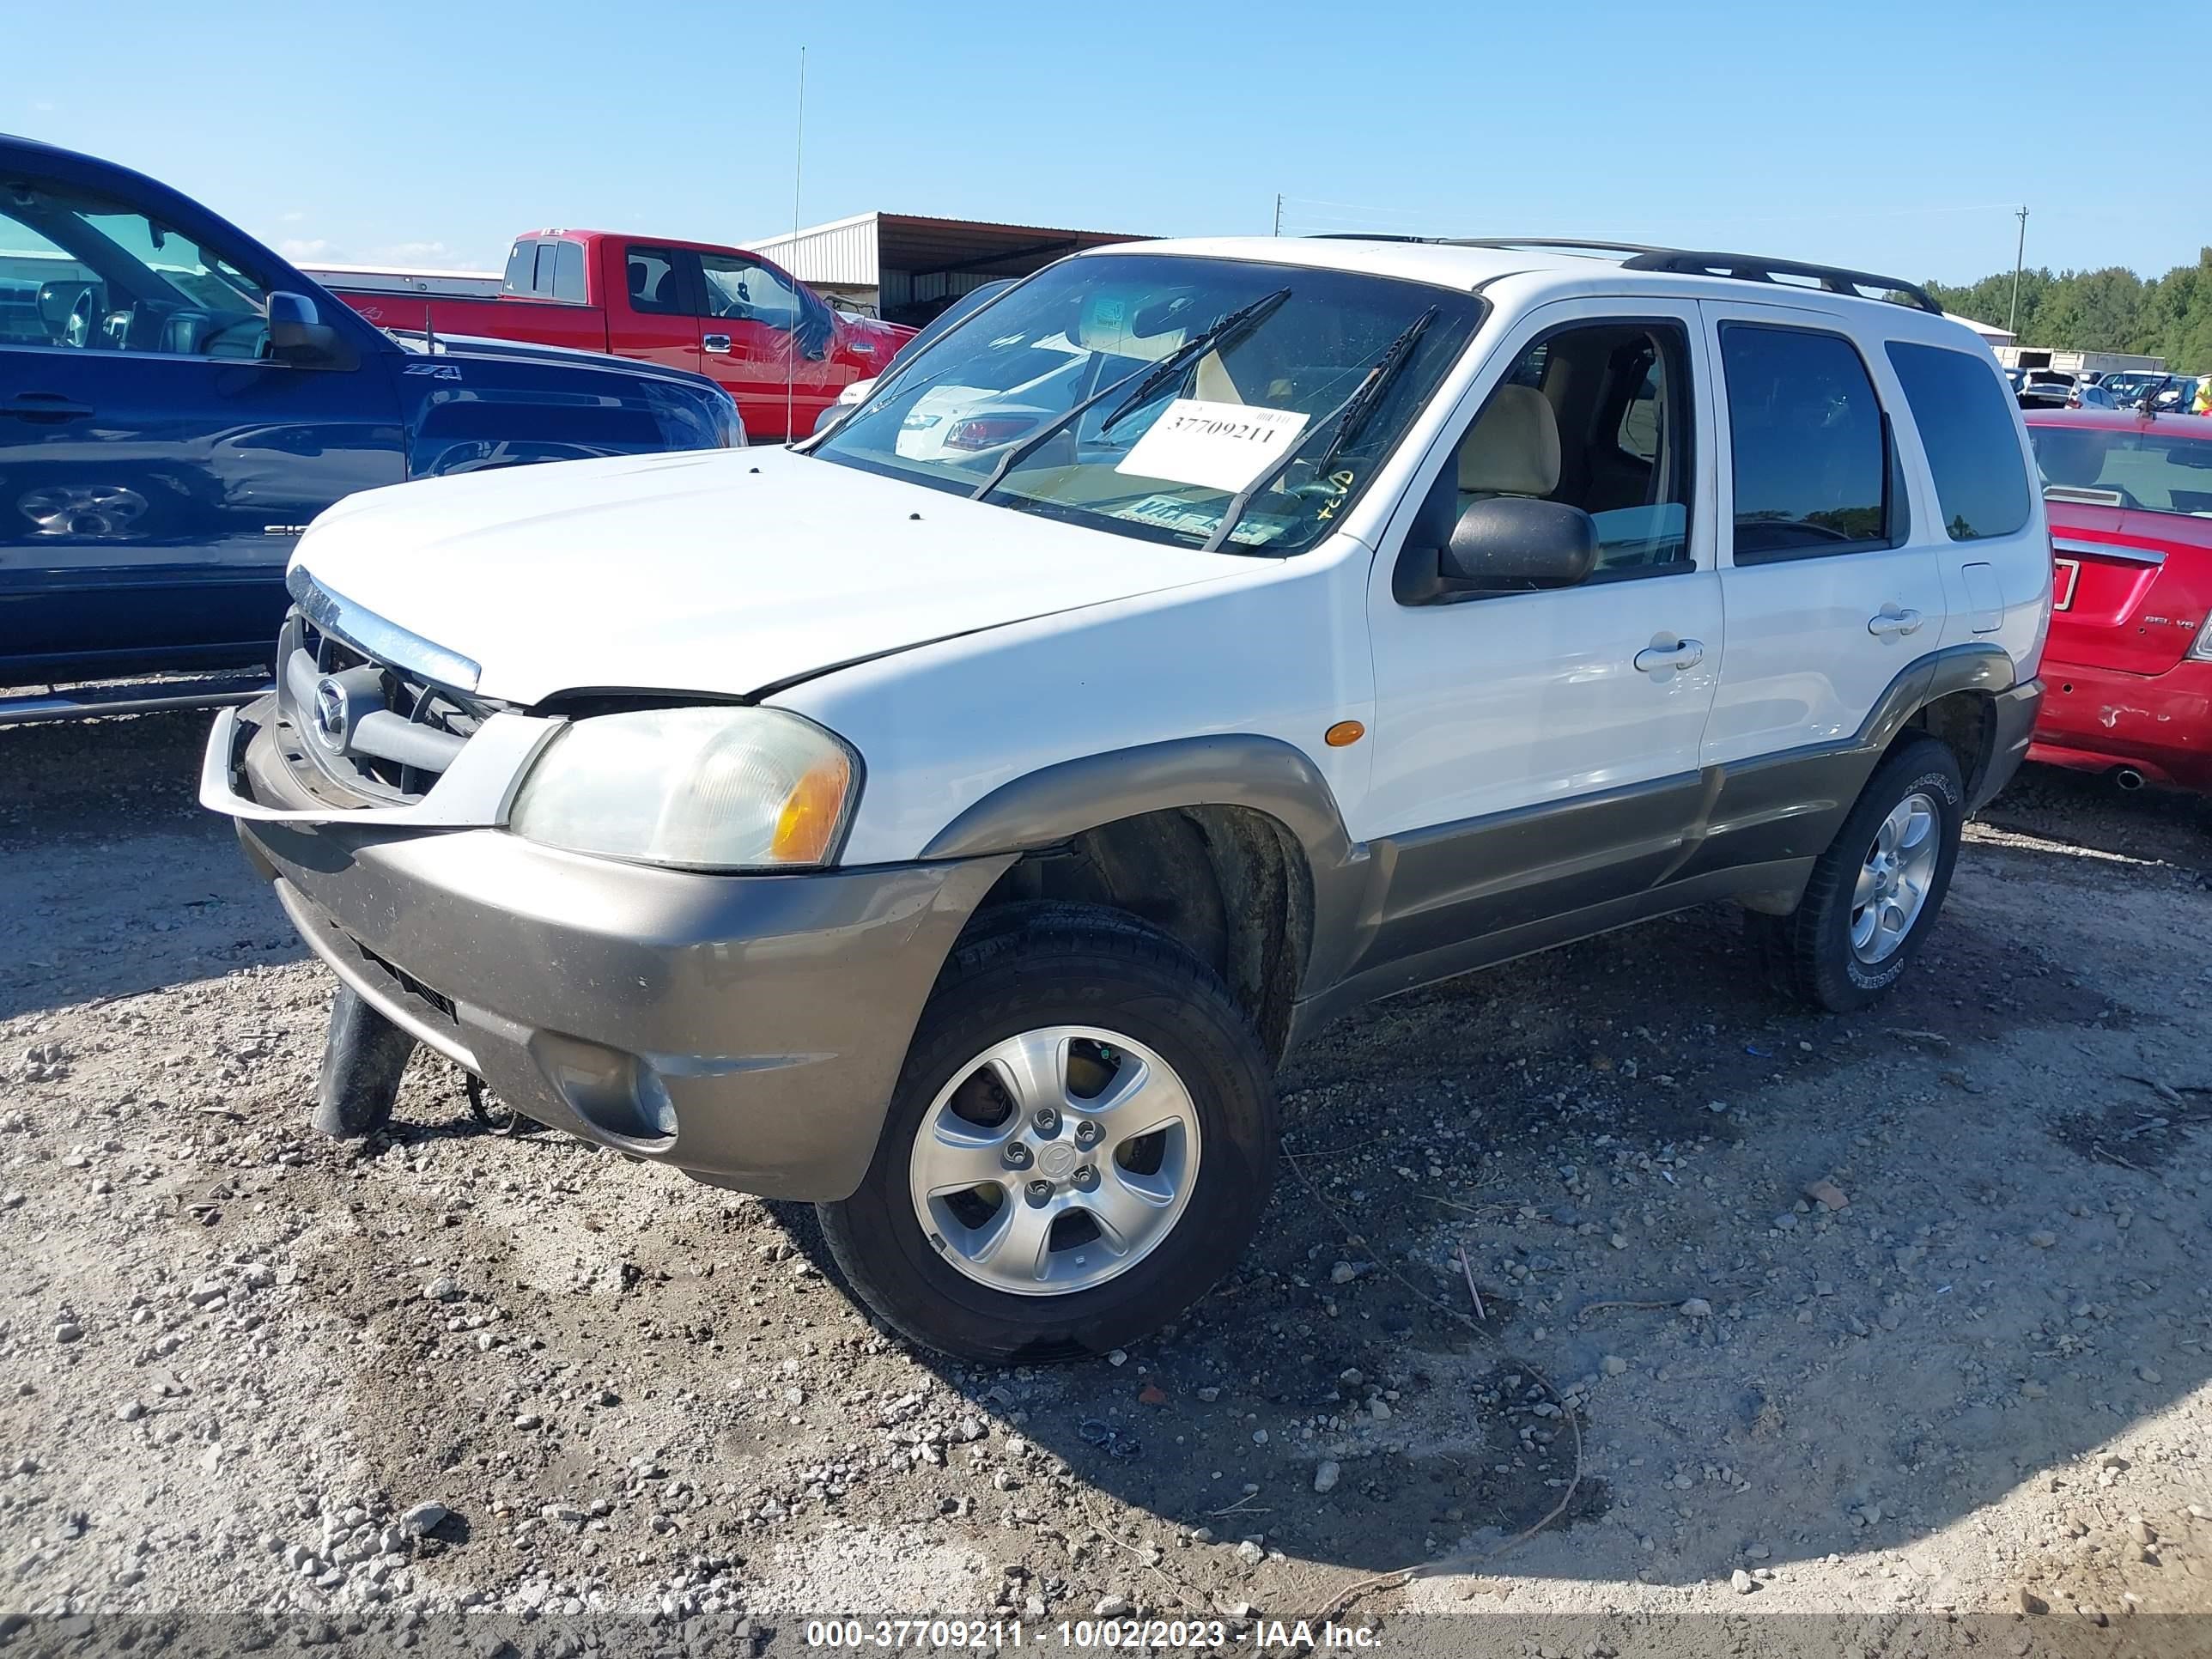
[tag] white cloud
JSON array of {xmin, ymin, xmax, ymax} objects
[
  {"xmin": 31, "ymin": 101, "xmax": 55, "ymax": 112},
  {"xmin": 277, "ymin": 237, "xmax": 337, "ymax": 261},
  {"xmin": 281, "ymin": 210, "xmax": 306, "ymax": 223}
]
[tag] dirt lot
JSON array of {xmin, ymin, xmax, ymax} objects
[{"xmin": 2, "ymin": 714, "xmax": 2209, "ymax": 1654}]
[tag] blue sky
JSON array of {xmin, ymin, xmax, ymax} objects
[{"xmin": 11, "ymin": 0, "xmax": 2205, "ymax": 295}]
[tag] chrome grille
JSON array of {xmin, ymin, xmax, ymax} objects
[{"xmin": 270, "ymin": 578, "xmax": 502, "ymax": 806}]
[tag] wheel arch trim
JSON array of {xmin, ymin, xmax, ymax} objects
[{"xmin": 917, "ymin": 734, "xmax": 1374, "ymax": 993}]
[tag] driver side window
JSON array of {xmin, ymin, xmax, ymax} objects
[
  {"xmin": 1447, "ymin": 319, "xmax": 1695, "ymax": 575},
  {"xmin": 698, "ymin": 253, "xmax": 802, "ymax": 330},
  {"xmin": 0, "ymin": 170, "xmax": 269, "ymax": 358}
]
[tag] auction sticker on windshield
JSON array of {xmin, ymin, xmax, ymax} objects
[{"xmin": 1115, "ymin": 398, "xmax": 1310, "ymax": 494}]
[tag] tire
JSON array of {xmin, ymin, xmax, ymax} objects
[
  {"xmin": 1754, "ymin": 735, "xmax": 1965, "ymax": 1013},
  {"xmin": 817, "ymin": 902, "xmax": 1279, "ymax": 1363},
  {"xmin": 311, "ymin": 985, "xmax": 415, "ymax": 1139}
]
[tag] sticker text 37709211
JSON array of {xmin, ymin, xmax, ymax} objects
[{"xmin": 1115, "ymin": 399, "xmax": 1310, "ymax": 495}]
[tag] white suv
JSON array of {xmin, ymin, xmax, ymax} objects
[{"xmin": 203, "ymin": 235, "xmax": 2050, "ymax": 1362}]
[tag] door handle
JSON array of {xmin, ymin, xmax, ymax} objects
[
  {"xmin": 3, "ymin": 392, "xmax": 96, "ymax": 423},
  {"xmin": 1867, "ymin": 606, "xmax": 1924, "ymax": 638},
  {"xmin": 1632, "ymin": 637, "xmax": 1705, "ymax": 673},
  {"xmin": 702, "ymin": 333, "xmax": 732, "ymax": 355}
]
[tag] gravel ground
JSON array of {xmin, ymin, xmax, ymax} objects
[{"xmin": 2, "ymin": 714, "xmax": 2208, "ymax": 1653}]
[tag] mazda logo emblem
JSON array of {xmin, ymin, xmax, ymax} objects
[{"xmin": 313, "ymin": 678, "xmax": 348, "ymax": 742}]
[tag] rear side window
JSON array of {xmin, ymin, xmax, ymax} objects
[
  {"xmin": 625, "ymin": 246, "xmax": 684, "ymax": 314},
  {"xmin": 501, "ymin": 239, "xmax": 586, "ymax": 302},
  {"xmin": 1885, "ymin": 342, "xmax": 2030, "ymax": 540},
  {"xmin": 1721, "ymin": 324, "xmax": 1890, "ymax": 561},
  {"xmin": 550, "ymin": 240, "xmax": 586, "ymax": 304}
]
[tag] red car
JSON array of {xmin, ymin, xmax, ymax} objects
[
  {"xmin": 2023, "ymin": 408, "xmax": 2212, "ymax": 792},
  {"xmin": 323, "ymin": 231, "xmax": 913, "ymax": 442}
]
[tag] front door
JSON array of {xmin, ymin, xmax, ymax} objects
[
  {"xmin": 0, "ymin": 164, "xmax": 403, "ymax": 679},
  {"xmin": 696, "ymin": 251, "xmax": 839, "ymax": 441},
  {"xmin": 1356, "ymin": 299, "xmax": 1723, "ymax": 981}
]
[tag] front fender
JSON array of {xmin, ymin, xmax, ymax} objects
[{"xmin": 920, "ymin": 733, "xmax": 1376, "ymax": 994}]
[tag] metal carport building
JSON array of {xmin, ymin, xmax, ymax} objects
[{"xmin": 746, "ymin": 211, "xmax": 1147, "ymax": 325}]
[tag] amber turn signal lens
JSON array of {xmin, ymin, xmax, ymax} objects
[
  {"xmin": 770, "ymin": 753, "xmax": 854, "ymax": 863},
  {"xmin": 1324, "ymin": 720, "xmax": 1365, "ymax": 747}
]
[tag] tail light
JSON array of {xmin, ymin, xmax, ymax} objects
[{"xmin": 944, "ymin": 415, "xmax": 1040, "ymax": 452}]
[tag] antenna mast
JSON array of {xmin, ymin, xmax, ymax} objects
[{"xmin": 786, "ymin": 45, "xmax": 805, "ymax": 446}]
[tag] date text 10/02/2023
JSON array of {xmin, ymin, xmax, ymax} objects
[{"xmin": 802, "ymin": 1618, "xmax": 1385, "ymax": 1650}]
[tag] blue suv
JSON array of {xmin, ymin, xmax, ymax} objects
[{"xmin": 0, "ymin": 136, "xmax": 742, "ymax": 719}]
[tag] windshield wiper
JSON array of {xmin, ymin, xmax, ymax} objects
[
  {"xmin": 970, "ymin": 287, "xmax": 1293, "ymax": 502},
  {"xmin": 1200, "ymin": 305, "xmax": 1438, "ymax": 554},
  {"xmin": 1096, "ymin": 288, "xmax": 1293, "ymax": 434}
]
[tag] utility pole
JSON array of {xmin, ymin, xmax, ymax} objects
[
  {"xmin": 2008, "ymin": 204, "xmax": 2029, "ymax": 335},
  {"xmin": 1272, "ymin": 193, "xmax": 1283, "ymax": 238}
]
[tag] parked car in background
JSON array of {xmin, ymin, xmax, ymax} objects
[
  {"xmin": 2017, "ymin": 370, "xmax": 2075, "ymax": 408},
  {"xmin": 2024, "ymin": 407, "xmax": 2212, "ymax": 793},
  {"xmin": 2100, "ymin": 371, "xmax": 2165, "ymax": 406},
  {"xmin": 2118, "ymin": 374, "xmax": 2203, "ymax": 415},
  {"xmin": 324, "ymin": 231, "xmax": 914, "ymax": 441},
  {"xmin": 0, "ymin": 136, "xmax": 742, "ymax": 721},
  {"xmin": 204, "ymin": 236, "xmax": 2045, "ymax": 1360},
  {"xmin": 2068, "ymin": 381, "xmax": 2117, "ymax": 409},
  {"xmin": 811, "ymin": 278, "xmax": 1016, "ymax": 438}
]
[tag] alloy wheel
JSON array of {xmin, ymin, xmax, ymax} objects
[
  {"xmin": 907, "ymin": 1026, "xmax": 1200, "ymax": 1297},
  {"xmin": 1850, "ymin": 791, "xmax": 1941, "ymax": 964}
]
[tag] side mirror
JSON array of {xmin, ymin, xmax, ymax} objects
[
  {"xmin": 267, "ymin": 291, "xmax": 348, "ymax": 368},
  {"xmin": 1397, "ymin": 495, "xmax": 1599, "ymax": 604},
  {"xmin": 811, "ymin": 377, "xmax": 876, "ymax": 438}
]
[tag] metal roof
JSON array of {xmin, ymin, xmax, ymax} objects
[{"xmin": 749, "ymin": 211, "xmax": 1147, "ymax": 287}]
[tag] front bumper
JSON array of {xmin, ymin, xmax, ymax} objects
[
  {"xmin": 207, "ymin": 696, "xmax": 1011, "ymax": 1200},
  {"xmin": 2027, "ymin": 658, "xmax": 2212, "ymax": 793}
]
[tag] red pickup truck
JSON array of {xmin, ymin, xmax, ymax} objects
[{"xmin": 322, "ymin": 231, "xmax": 913, "ymax": 441}]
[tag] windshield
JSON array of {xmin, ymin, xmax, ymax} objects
[
  {"xmin": 2031, "ymin": 422, "xmax": 2212, "ymax": 518},
  {"xmin": 811, "ymin": 252, "xmax": 1483, "ymax": 554}
]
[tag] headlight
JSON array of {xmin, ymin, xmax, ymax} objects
[{"xmin": 508, "ymin": 707, "xmax": 857, "ymax": 870}]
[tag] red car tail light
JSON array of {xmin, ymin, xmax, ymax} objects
[{"xmin": 944, "ymin": 415, "xmax": 1041, "ymax": 452}]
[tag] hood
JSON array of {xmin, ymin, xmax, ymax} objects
[{"xmin": 292, "ymin": 445, "xmax": 1241, "ymax": 706}]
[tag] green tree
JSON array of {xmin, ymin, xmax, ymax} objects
[{"xmin": 1923, "ymin": 250, "xmax": 2212, "ymax": 370}]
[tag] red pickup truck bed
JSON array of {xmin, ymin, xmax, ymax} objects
[{"xmin": 325, "ymin": 230, "xmax": 912, "ymax": 441}]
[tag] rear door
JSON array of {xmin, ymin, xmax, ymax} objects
[
  {"xmin": 1698, "ymin": 302, "xmax": 1948, "ymax": 769},
  {"xmin": 616, "ymin": 243, "xmax": 705, "ymax": 381}
]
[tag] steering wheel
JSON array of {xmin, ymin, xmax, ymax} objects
[{"xmin": 64, "ymin": 288, "xmax": 96, "ymax": 349}]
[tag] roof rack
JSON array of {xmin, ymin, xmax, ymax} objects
[{"xmin": 1308, "ymin": 234, "xmax": 1943, "ymax": 316}]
